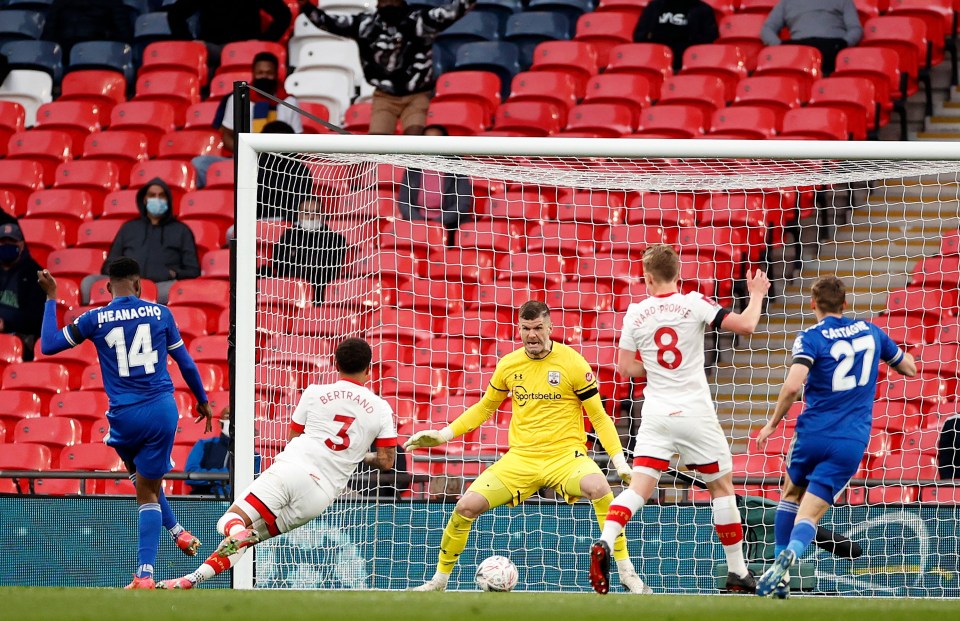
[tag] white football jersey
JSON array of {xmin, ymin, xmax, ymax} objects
[
  {"xmin": 276, "ymin": 378, "xmax": 396, "ymax": 498},
  {"xmin": 619, "ymin": 292, "xmax": 727, "ymax": 417}
]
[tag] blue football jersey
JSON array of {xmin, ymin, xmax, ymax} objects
[
  {"xmin": 791, "ymin": 315, "xmax": 904, "ymax": 442},
  {"xmin": 63, "ymin": 295, "xmax": 182, "ymax": 409}
]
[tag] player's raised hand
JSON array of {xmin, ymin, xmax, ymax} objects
[
  {"xmin": 37, "ymin": 269, "xmax": 58, "ymax": 300},
  {"xmin": 610, "ymin": 453, "xmax": 632, "ymax": 485},
  {"xmin": 755, "ymin": 421, "xmax": 776, "ymax": 452},
  {"xmin": 746, "ymin": 268, "xmax": 771, "ymax": 297},
  {"xmin": 196, "ymin": 402, "xmax": 215, "ymax": 433},
  {"xmin": 404, "ymin": 428, "xmax": 453, "ymax": 450}
]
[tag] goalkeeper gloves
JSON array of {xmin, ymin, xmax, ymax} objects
[
  {"xmin": 403, "ymin": 427, "xmax": 454, "ymax": 450},
  {"xmin": 611, "ymin": 453, "xmax": 632, "ymax": 485}
]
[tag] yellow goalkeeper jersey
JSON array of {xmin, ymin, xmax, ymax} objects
[{"xmin": 451, "ymin": 342, "xmax": 622, "ymax": 458}]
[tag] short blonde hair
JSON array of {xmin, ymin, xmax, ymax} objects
[
  {"xmin": 811, "ymin": 276, "xmax": 845, "ymax": 314},
  {"xmin": 642, "ymin": 244, "xmax": 679, "ymax": 283}
]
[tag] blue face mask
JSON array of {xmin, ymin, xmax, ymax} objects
[
  {"xmin": 145, "ymin": 197, "xmax": 169, "ymax": 217},
  {"xmin": 0, "ymin": 244, "xmax": 21, "ymax": 263}
]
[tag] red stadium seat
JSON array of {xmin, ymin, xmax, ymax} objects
[
  {"xmin": 861, "ymin": 16, "xmax": 930, "ymax": 108},
  {"xmin": 901, "ymin": 428, "xmax": 941, "ymax": 457},
  {"xmin": 169, "ymin": 280, "xmax": 230, "ymax": 333},
  {"xmin": 2, "ymin": 362, "xmax": 70, "ymax": 409},
  {"xmin": 495, "ymin": 252, "xmax": 566, "ymax": 289},
  {"xmin": 581, "ymin": 74, "xmax": 652, "ymax": 124},
  {"xmin": 573, "ymin": 11, "xmax": 638, "ymax": 65},
  {"xmin": 492, "ymin": 101, "xmax": 564, "ymax": 137},
  {"xmin": 0, "ymin": 443, "xmax": 52, "ymax": 471},
  {"xmin": 297, "ymin": 101, "xmax": 332, "ymax": 134},
  {"xmin": 914, "ymin": 343, "xmax": 960, "ymax": 378},
  {"xmin": 604, "ymin": 223, "xmax": 676, "ymax": 259},
  {"xmin": 134, "ymin": 70, "xmax": 201, "ymax": 126},
  {"xmin": 34, "ymin": 336, "xmax": 97, "ymax": 389},
  {"xmin": 205, "ymin": 159, "xmax": 235, "ymax": 190},
  {"xmin": 174, "ymin": 416, "xmax": 219, "ymax": 447},
  {"xmin": 871, "ymin": 452, "xmax": 939, "ymax": 483},
  {"xmin": 342, "ymin": 102, "xmax": 371, "ymax": 133},
  {"xmin": 0, "ymin": 333, "xmax": 23, "ymax": 370},
  {"xmin": 885, "ymin": 287, "xmax": 946, "ymax": 323},
  {"xmin": 872, "ymin": 399, "xmax": 922, "ymax": 433},
  {"xmin": 707, "ymin": 106, "xmax": 779, "ymax": 139},
  {"xmin": 208, "ymin": 70, "xmax": 252, "ymax": 102},
  {"xmin": 529, "ymin": 222, "xmax": 605, "ymax": 257},
  {"xmin": 432, "ymin": 70, "xmax": 501, "ymax": 123},
  {"xmin": 381, "ymin": 220, "xmax": 447, "ymax": 257},
  {"xmin": 18, "ymin": 218, "xmax": 66, "ymax": 265},
  {"xmin": 0, "ymin": 160, "xmax": 44, "ymax": 210},
  {"xmin": 887, "ymin": 0, "xmax": 949, "ymax": 67},
  {"xmin": 52, "ymin": 160, "xmax": 120, "ymax": 209},
  {"xmin": 157, "ymin": 129, "xmax": 223, "ymax": 161},
  {"xmin": 738, "ymin": 0, "xmax": 781, "ymax": 14},
  {"xmin": 6, "ymin": 130, "xmax": 73, "ymax": 186},
  {"xmin": 257, "ymin": 277, "xmax": 312, "ymax": 311},
  {"xmin": 179, "ymin": 189, "xmax": 233, "ymax": 234},
  {"xmin": 556, "ymin": 188, "xmax": 626, "ymax": 225},
  {"xmin": 657, "ymin": 75, "xmax": 727, "ymax": 119},
  {"xmin": 939, "ymin": 315, "xmax": 960, "ymax": 345},
  {"xmin": 561, "ymin": 103, "xmax": 635, "ymax": 137},
  {"xmin": 189, "ymin": 335, "xmax": 229, "ymax": 378},
  {"xmin": 140, "ymin": 41, "xmax": 209, "ymax": 86},
  {"xmin": 530, "ymin": 41, "xmax": 601, "ymax": 93},
  {"xmin": 395, "ymin": 278, "xmax": 464, "ymax": 315},
  {"xmin": 58, "ymin": 71, "xmax": 126, "ymax": 123},
  {"xmin": 807, "ymin": 77, "xmax": 877, "ymax": 141},
  {"xmin": 183, "ymin": 101, "xmax": 223, "ymax": 130},
  {"xmin": 507, "ymin": 71, "xmax": 581, "ymax": 117},
  {"xmin": 74, "ymin": 220, "xmax": 122, "ymax": 252},
  {"xmin": 34, "ymin": 101, "xmax": 102, "ymax": 152},
  {"xmin": 82, "ymin": 131, "xmax": 149, "ymax": 186},
  {"xmin": 109, "ymin": 101, "xmax": 178, "ymax": 157},
  {"xmin": 0, "ymin": 390, "xmax": 42, "ymax": 441},
  {"xmin": 941, "ymin": 229, "xmax": 960, "ymax": 256},
  {"xmin": 732, "ymin": 76, "xmax": 803, "ymax": 124},
  {"xmin": 0, "ymin": 101, "xmax": 26, "ymax": 157},
  {"xmin": 753, "ymin": 45, "xmax": 822, "ymax": 101},
  {"xmin": 780, "ymin": 108, "xmax": 849, "ymax": 141},
  {"xmin": 604, "ymin": 43, "xmax": 674, "ymax": 99},
  {"xmin": 170, "ymin": 359, "xmax": 224, "ymax": 393},
  {"xmin": 870, "ymin": 313, "xmax": 929, "ymax": 347},
  {"xmin": 413, "ymin": 337, "xmax": 483, "ymax": 372},
  {"xmin": 748, "ymin": 424, "xmax": 795, "ymax": 456},
  {"xmin": 680, "ymin": 44, "xmax": 748, "ymax": 101},
  {"xmin": 630, "ymin": 104, "xmax": 705, "ymax": 138},
  {"xmin": 14, "ymin": 417, "xmax": 82, "ymax": 463},
  {"xmin": 879, "ymin": 372, "xmax": 953, "ymax": 414},
  {"xmin": 22, "ymin": 188, "xmax": 93, "ymax": 243},
  {"xmin": 46, "ymin": 248, "xmax": 107, "ymax": 280},
  {"xmin": 201, "ymin": 249, "xmax": 230, "ymax": 280},
  {"xmin": 717, "ymin": 13, "xmax": 767, "ymax": 70},
  {"xmin": 379, "ymin": 364, "xmax": 450, "ymax": 401},
  {"xmin": 99, "ymin": 189, "xmax": 139, "ymax": 222},
  {"xmin": 424, "ymin": 101, "xmax": 488, "ymax": 136},
  {"xmin": 911, "ymin": 255, "xmax": 960, "ymax": 289},
  {"xmin": 219, "ymin": 41, "xmax": 288, "ymax": 77},
  {"xmin": 731, "ymin": 453, "xmax": 784, "ymax": 486},
  {"xmin": 545, "ymin": 282, "xmax": 614, "ymax": 312},
  {"xmin": 0, "ymin": 191, "xmax": 14, "ymax": 220},
  {"xmin": 58, "ymin": 443, "xmax": 124, "ymax": 493},
  {"xmin": 49, "ymin": 391, "xmax": 110, "ymax": 443}
]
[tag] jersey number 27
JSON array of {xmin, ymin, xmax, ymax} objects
[
  {"xmin": 105, "ymin": 324, "xmax": 159, "ymax": 377},
  {"xmin": 830, "ymin": 335, "xmax": 875, "ymax": 392}
]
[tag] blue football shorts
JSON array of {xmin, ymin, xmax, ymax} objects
[
  {"xmin": 105, "ymin": 394, "xmax": 179, "ymax": 480},
  {"xmin": 786, "ymin": 434, "xmax": 867, "ymax": 504}
]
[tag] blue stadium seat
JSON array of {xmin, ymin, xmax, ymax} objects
[
  {"xmin": 133, "ymin": 11, "xmax": 175, "ymax": 55},
  {"xmin": 435, "ymin": 12, "xmax": 501, "ymax": 77},
  {"xmin": 1, "ymin": 0, "xmax": 53, "ymax": 11},
  {"xmin": 68, "ymin": 41, "xmax": 135, "ymax": 84},
  {"xmin": 504, "ymin": 11, "xmax": 571, "ymax": 69},
  {"xmin": 0, "ymin": 9, "xmax": 45, "ymax": 42},
  {"xmin": 122, "ymin": 0, "xmax": 150, "ymax": 15},
  {"xmin": 455, "ymin": 41, "xmax": 521, "ymax": 100},
  {"xmin": 0, "ymin": 40, "xmax": 62, "ymax": 83},
  {"xmin": 475, "ymin": 0, "xmax": 523, "ymax": 29},
  {"xmin": 527, "ymin": 0, "xmax": 594, "ymax": 23}
]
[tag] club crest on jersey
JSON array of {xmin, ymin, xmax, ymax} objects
[
  {"xmin": 585, "ymin": 372, "xmax": 594, "ymax": 383},
  {"xmin": 548, "ymin": 371, "xmax": 561, "ymax": 386}
]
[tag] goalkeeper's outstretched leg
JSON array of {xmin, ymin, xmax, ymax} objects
[{"xmin": 411, "ymin": 491, "xmax": 492, "ymax": 592}]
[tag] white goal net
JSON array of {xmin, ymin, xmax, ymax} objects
[{"xmin": 234, "ymin": 136, "xmax": 960, "ymax": 596}]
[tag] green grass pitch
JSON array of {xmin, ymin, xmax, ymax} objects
[{"xmin": 4, "ymin": 588, "xmax": 960, "ymax": 621}]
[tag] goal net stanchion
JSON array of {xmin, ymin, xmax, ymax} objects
[{"xmin": 236, "ymin": 135, "xmax": 960, "ymax": 595}]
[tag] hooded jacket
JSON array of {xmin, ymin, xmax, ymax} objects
[
  {"xmin": 102, "ymin": 178, "xmax": 201, "ymax": 283},
  {"xmin": 0, "ymin": 247, "xmax": 44, "ymax": 338},
  {"xmin": 633, "ymin": 0, "xmax": 719, "ymax": 71}
]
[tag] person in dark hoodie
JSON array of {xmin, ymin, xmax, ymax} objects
[
  {"xmin": 263, "ymin": 196, "xmax": 348, "ymax": 304},
  {"xmin": 43, "ymin": 0, "xmax": 134, "ymax": 57},
  {"xmin": 0, "ymin": 223, "xmax": 45, "ymax": 360},
  {"xmin": 633, "ymin": 0, "xmax": 719, "ymax": 72},
  {"xmin": 99, "ymin": 179, "xmax": 201, "ymax": 304}
]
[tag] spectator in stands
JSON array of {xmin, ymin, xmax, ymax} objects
[
  {"xmin": 632, "ymin": 0, "xmax": 719, "ymax": 72},
  {"xmin": 98, "ymin": 178, "xmax": 200, "ymax": 304},
  {"xmin": 939, "ymin": 413, "xmax": 960, "ymax": 480},
  {"xmin": 0, "ymin": 202, "xmax": 17, "ymax": 228},
  {"xmin": 262, "ymin": 196, "xmax": 348, "ymax": 303},
  {"xmin": 184, "ymin": 407, "xmax": 261, "ymax": 496},
  {"xmin": 398, "ymin": 125, "xmax": 473, "ymax": 245},
  {"xmin": 298, "ymin": 0, "xmax": 476, "ymax": 135},
  {"xmin": 42, "ymin": 0, "xmax": 133, "ymax": 56},
  {"xmin": 166, "ymin": 0, "xmax": 291, "ymax": 61},
  {"xmin": 761, "ymin": 0, "xmax": 862, "ymax": 75},
  {"xmin": 0, "ymin": 223, "xmax": 44, "ymax": 360},
  {"xmin": 193, "ymin": 53, "xmax": 303, "ymax": 188}
]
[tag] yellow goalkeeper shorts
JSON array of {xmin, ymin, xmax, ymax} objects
[{"xmin": 467, "ymin": 447, "xmax": 604, "ymax": 508}]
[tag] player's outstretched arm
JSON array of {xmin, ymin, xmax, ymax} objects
[
  {"xmin": 298, "ymin": 0, "xmax": 361, "ymax": 38},
  {"xmin": 756, "ymin": 363, "xmax": 808, "ymax": 451},
  {"xmin": 892, "ymin": 351, "xmax": 917, "ymax": 377},
  {"xmin": 581, "ymin": 394, "xmax": 631, "ymax": 484},
  {"xmin": 364, "ymin": 446, "xmax": 397, "ymax": 471},
  {"xmin": 37, "ymin": 270, "xmax": 77, "ymax": 355},
  {"xmin": 719, "ymin": 269, "xmax": 771, "ymax": 336},
  {"xmin": 405, "ymin": 383, "xmax": 506, "ymax": 450}
]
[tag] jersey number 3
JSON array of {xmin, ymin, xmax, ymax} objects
[
  {"xmin": 324, "ymin": 414, "xmax": 355, "ymax": 452},
  {"xmin": 105, "ymin": 324, "xmax": 159, "ymax": 377},
  {"xmin": 830, "ymin": 335, "xmax": 875, "ymax": 392}
]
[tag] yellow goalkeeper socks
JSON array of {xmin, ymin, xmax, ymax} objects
[
  {"xmin": 592, "ymin": 492, "xmax": 630, "ymax": 562},
  {"xmin": 437, "ymin": 511, "xmax": 475, "ymax": 574}
]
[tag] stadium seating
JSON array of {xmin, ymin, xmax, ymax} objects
[
  {"xmin": 507, "ymin": 70, "xmax": 581, "ymax": 116},
  {"xmin": 1, "ymin": 39, "xmax": 63, "ymax": 84},
  {"xmin": 581, "ymin": 74, "xmax": 651, "ymax": 123},
  {"xmin": 779, "ymin": 108, "xmax": 849, "ymax": 141},
  {"xmin": 631, "ymin": 104, "xmax": 706, "ymax": 138},
  {"xmin": 425, "ymin": 101, "xmax": 488, "ymax": 136},
  {"xmin": 861, "ymin": 16, "xmax": 932, "ymax": 115},
  {"xmin": 435, "ymin": 12, "xmax": 501, "ymax": 76},
  {"xmin": 716, "ymin": 13, "xmax": 767, "ymax": 70},
  {"xmin": 50, "ymin": 391, "xmax": 110, "ymax": 443},
  {"xmin": 0, "ymin": 69, "xmax": 53, "ymax": 126},
  {"xmin": 707, "ymin": 106, "xmax": 779, "ymax": 139},
  {"xmin": 6, "ymin": 129, "xmax": 72, "ymax": 185},
  {"xmin": 0, "ymin": 9, "xmax": 45, "ymax": 42},
  {"xmin": 604, "ymin": 43, "xmax": 673, "ymax": 100},
  {"xmin": 504, "ymin": 11, "xmax": 572, "ymax": 69},
  {"xmin": 431, "ymin": 71, "xmax": 502, "ymax": 123},
  {"xmin": 573, "ymin": 11, "xmax": 638, "ymax": 66},
  {"xmin": 455, "ymin": 41, "xmax": 522, "ymax": 100},
  {"xmin": 680, "ymin": 44, "xmax": 747, "ymax": 102},
  {"xmin": 140, "ymin": 40, "xmax": 209, "ymax": 85},
  {"xmin": 530, "ymin": 40, "xmax": 599, "ymax": 93},
  {"xmin": 68, "ymin": 41, "xmax": 135, "ymax": 84},
  {"xmin": 753, "ymin": 45, "xmax": 822, "ymax": 101},
  {"xmin": 14, "ymin": 417, "xmax": 82, "ymax": 464},
  {"xmin": 284, "ymin": 68, "xmax": 353, "ymax": 124},
  {"xmin": 732, "ymin": 76, "xmax": 803, "ymax": 125},
  {"xmin": 807, "ymin": 77, "xmax": 878, "ymax": 141}
]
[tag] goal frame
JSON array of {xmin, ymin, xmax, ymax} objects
[{"xmin": 234, "ymin": 134, "xmax": 957, "ymax": 590}]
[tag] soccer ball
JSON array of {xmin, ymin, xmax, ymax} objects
[{"xmin": 475, "ymin": 555, "xmax": 519, "ymax": 592}]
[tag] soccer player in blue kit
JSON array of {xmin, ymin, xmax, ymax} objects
[
  {"xmin": 38, "ymin": 258, "xmax": 214, "ymax": 589},
  {"xmin": 754, "ymin": 276, "xmax": 916, "ymax": 597}
]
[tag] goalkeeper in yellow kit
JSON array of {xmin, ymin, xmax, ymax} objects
[{"xmin": 406, "ymin": 301, "xmax": 651, "ymax": 593}]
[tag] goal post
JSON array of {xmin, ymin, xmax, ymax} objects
[{"xmin": 235, "ymin": 134, "xmax": 960, "ymax": 595}]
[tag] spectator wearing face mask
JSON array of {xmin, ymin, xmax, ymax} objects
[
  {"xmin": 184, "ymin": 407, "xmax": 260, "ymax": 497},
  {"xmin": 261, "ymin": 197, "xmax": 348, "ymax": 303},
  {"xmin": 95, "ymin": 178, "xmax": 201, "ymax": 304},
  {"xmin": 0, "ymin": 223, "xmax": 45, "ymax": 360}
]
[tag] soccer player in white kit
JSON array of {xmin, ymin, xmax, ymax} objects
[
  {"xmin": 157, "ymin": 337, "xmax": 397, "ymax": 589},
  {"xmin": 589, "ymin": 244, "xmax": 770, "ymax": 595}
]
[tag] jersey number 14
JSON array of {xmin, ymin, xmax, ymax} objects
[
  {"xmin": 105, "ymin": 324, "xmax": 159, "ymax": 377},
  {"xmin": 830, "ymin": 335, "xmax": 875, "ymax": 392}
]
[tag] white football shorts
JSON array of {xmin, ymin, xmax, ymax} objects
[
  {"xmin": 631, "ymin": 415, "xmax": 733, "ymax": 482},
  {"xmin": 234, "ymin": 461, "xmax": 336, "ymax": 540}
]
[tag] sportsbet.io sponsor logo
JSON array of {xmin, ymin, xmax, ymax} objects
[{"xmin": 512, "ymin": 385, "xmax": 562, "ymax": 407}]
